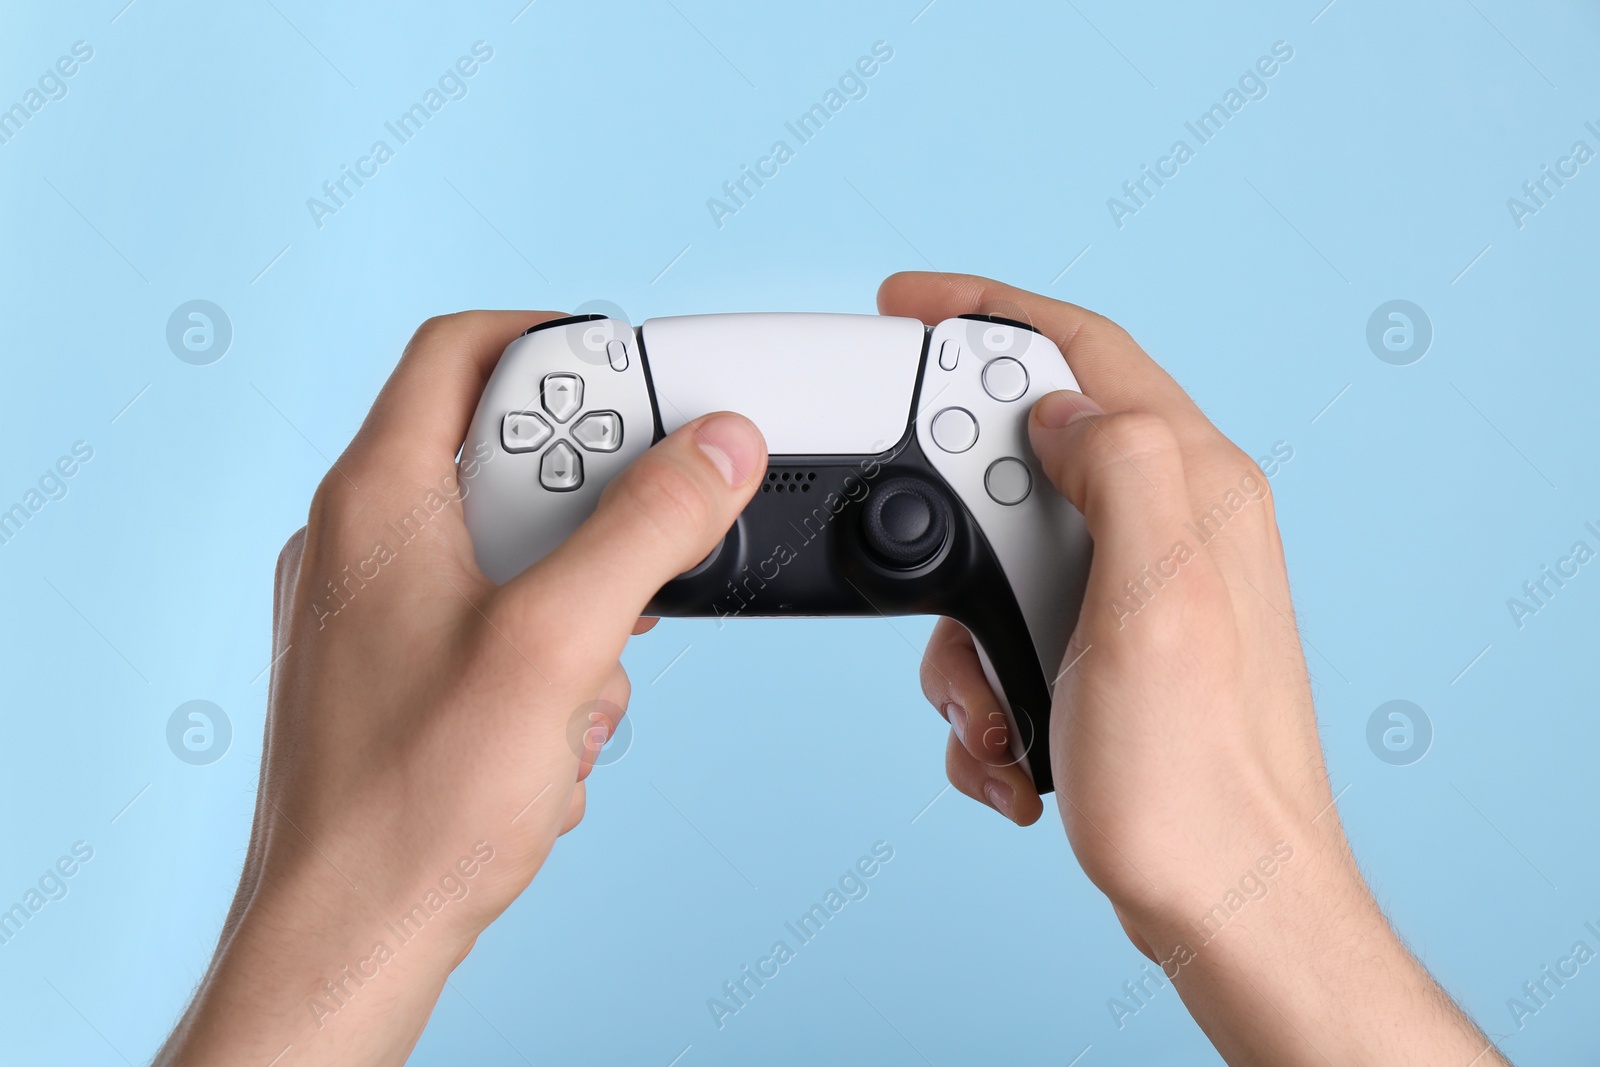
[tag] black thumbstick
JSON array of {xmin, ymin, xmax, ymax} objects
[{"xmin": 861, "ymin": 477, "xmax": 951, "ymax": 568}]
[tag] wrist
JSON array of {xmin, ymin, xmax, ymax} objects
[
  {"xmin": 1076, "ymin": 773, "xmax": 1344, "ymax": 948},
  {"xmin": 1131, "ymin": 817, "xmax": 1364, "ymax": 955},
  {"xmin": 1125, "ymin": 832, "xmax": 1497, "ymax": 1066},
  {"xmin": 157, "ymin": 857, "xmax": 476, "ymax": 1067},
  {"xmin": 1137, "ymin": 831, "xmax": 1375, "ymax": 976}
]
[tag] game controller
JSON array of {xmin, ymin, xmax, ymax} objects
[{"xmin": 461, "ymin": 312, "xmax": 1091, "ymax": 792}]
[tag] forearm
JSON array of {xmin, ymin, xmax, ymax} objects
[
  {"xmin": 1146, "ymin": 836, "xmax": 1504, "ymax": 1067},
  {"xmin": 154, "ymin": 865, "xmax": 464, "ymax": 1067}
]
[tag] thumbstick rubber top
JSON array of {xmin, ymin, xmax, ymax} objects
[{"xmin": 861, "ymin": 477, "xmax": 951, "ymax": 568}]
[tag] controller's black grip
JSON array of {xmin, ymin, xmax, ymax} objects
[{"xmin": 949, "ymin": 617, "xmax": 1055, "ymax": 794}]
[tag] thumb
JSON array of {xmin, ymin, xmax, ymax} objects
[
  {"xmin": 1027, "ymin": 390, "xmax": 1194, "ymax": 585},
  {"xmin": 503, "ymin": 412, "xmax": 767, "ymax": 636}
]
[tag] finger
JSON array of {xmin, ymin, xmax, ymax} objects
[
  {"xmin": 632, "ymin": 617, "xmax": 660, "ymax": 636},
  {"xmin": 920, "ymin": 619, "xmax": 1015, "ymax": 766},
  {"xmin": 559, "ymin": 782, "xmax": 586, "ymax": 835},
  {"xmin": 1114, "ymin": 903, "xmax": 1158, "ymax": 962},
  {"xmin": 923, "ymin": 619, "xmax": 1043, "ymax": 821},
  {"xmin": 1030, "ymin": 393, "xmax": 1189, "ymax": 559},
  {"xmin": 877, "ymin": 272, "xmax": 1212, "ymax": 441},
  {"xmin": 271, "ymin": 527, "xmax": 307, "ymax": 700},
  {"xmin": 501, "ymin": 412, "xmax": 766, "ymax": 646},
  {"xmin": 575, "ymin": 664, "xmax": 631, "ymax": 784},
  {"xmin": 1029, "ymin": 393, "xmax": 1229, "ymax": 618},
  {"xmin": 272, "ymin": 527, "xmax": 307, "ymax": 646},
  {"xmin": 945, "ymin": 732, "xmax": 1044, "ymax": 826},
  {"xmin": 345, "ymin": 310, "xmax": 566, "ymax": 480}
]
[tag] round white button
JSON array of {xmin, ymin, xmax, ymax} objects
[
  {"xmin": 982, "ymin": 357, "xmax": 1029, "ymax": 402},
  {"xmin": 985, "ymin": 457, "xmax": 1032, "ymax": 505},
  {"xmin": 930, "ymin": 407, "xmax": 978, "ymax": 453}
]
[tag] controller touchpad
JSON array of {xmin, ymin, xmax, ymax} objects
[{"xmin": 641, "ymin": 313, "xmax": 924, "ymax": 455}]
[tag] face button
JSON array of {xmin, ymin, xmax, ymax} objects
[
  {"xmin": 542, "ymin": 373, "xmax": 584, "ymax": 423},
  {"xmin": 981, "ymin": 357, "xmax": 1029, "ymax": 402},
  {"xmin": 985, "ymin": 457, "xmax": 1032, "ymax": 505},
  {"xmin": 860, "ymin": 477, "xmax": 951, "ymax": 569},
  {"xmin": 540, "ymin": 440, "xmax": 583, "ymax": 491},
  {"xmin": 938, "ymin": 339, "xmax": 960, "ymax": 371},
  {"xmin": 572, "ymin": 410, "xmax": 623, "ymax": 453},
  {"xmin": 501, "ymin": 411, "xmax": 553, "ymax": 453},
  {"xmin": 930, "ymin": 407, "xmax": 978, "ymax": 453},
  {"xmin": 606, "ymin": 339, "xmax": 630, "ymax": 372}
]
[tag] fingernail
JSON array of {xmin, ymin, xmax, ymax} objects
[
  {"xmin": 1035, "ymin": 390, "xmax": 1102, "ymax": 430},
  {"xmin": 984, "ymin": 780, "xmax": 1016, "ymax": 822},
  {"xmin": 945, "ymin": 702, "xmax": 967, "ymax": 745},
  {"xmin": 696, "ymin": 413, "xmax": 765, "ymax": 487}
]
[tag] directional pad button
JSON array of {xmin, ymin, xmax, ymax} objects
[
  {"xmin": 541, "ymin": 373, "xmax": 583, "ymax": 423},
  {"xmin": 540, "ymin": 440, "xmax": 583, "ymax": 491},
  {"xmin": 572, "ymin": 411, "xmax": 623, "ymax": 453},
  {"xmin": 502, "ymin": 411, "xmax": 552, "ymax": 453}
]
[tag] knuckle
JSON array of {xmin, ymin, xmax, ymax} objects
[
  {"xmin": 406, "ymin": 313, "xmax": 465, "ymax": 352},
  {"xmin": 275, "ymin": 527, "xmax": 309, "ymax": 583},
  {"xmin": 1244, "ymin": 471, "xmax": 1278, "ymax": 526},
  {"xmin": 1195, "ymin": 444, "xmax": 1278, "ymax": 529},
  {"xmin": 1095, "ymin": 313, "xmax": 1138, "ymax": 348},
  {"xmin": 1075, "ymin": 309, "xmax": 1138, "ymax": 352},
  {"xmin": 306, "ymin": 475, "xmax": 354, "ymax": 535},
  {"xmin": 919, "ymin": 652, "xmax": 951, "ymax": 706},
  {"xmin": 1215, "ymin": 443, "xmax": 1264, "ymax": 487},
  {"xmin": 1086, "ymin": 411, "xmax": 1181, "ymax": 471},
  {"xmin": 560, "ymin": 788, "xmax": 587, "ymax": 835},
  {"xmin": 305, "ymin": 472, "xmax": 377, "ymax": 551}
]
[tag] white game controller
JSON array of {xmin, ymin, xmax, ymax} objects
[{"xmin": 461, "ymin": 312, "xmax": 1091, "ymax": 791}]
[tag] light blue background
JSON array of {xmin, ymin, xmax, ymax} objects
[{"xmin": 2, "ymin": 0, "xmax": 1597, "ymax": 1063}]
